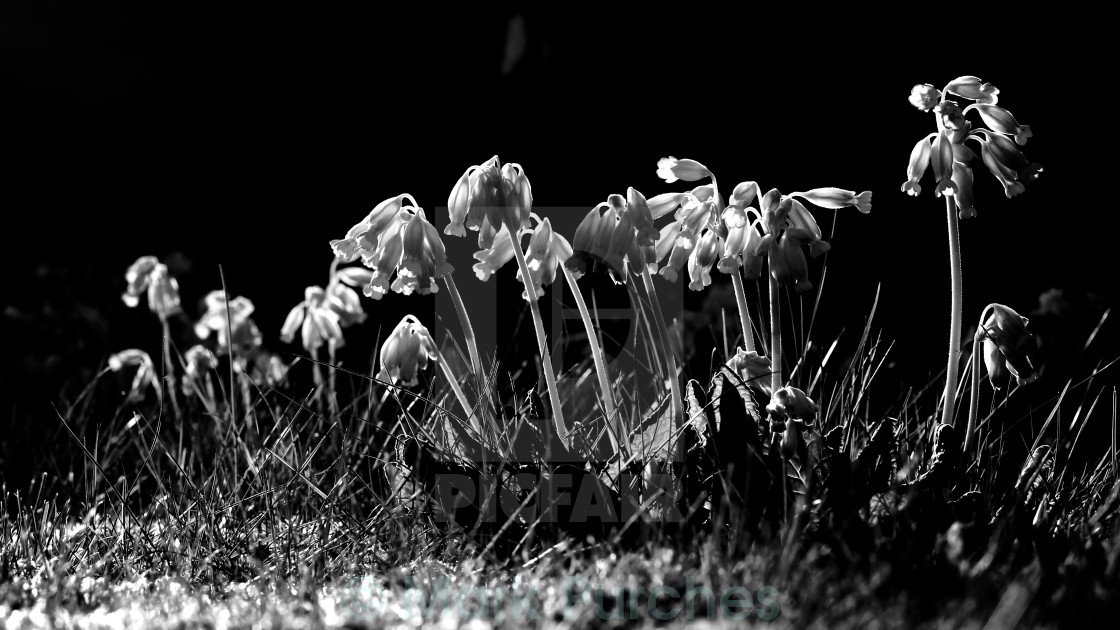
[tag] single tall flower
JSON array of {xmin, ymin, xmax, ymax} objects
[
  {"xmin": 903, "ymin": 76, "xmax": 1043, "ymax": 436},
  {"xmin": 122, "ymin": 256, "xmax": 181, "ymax": 318}
]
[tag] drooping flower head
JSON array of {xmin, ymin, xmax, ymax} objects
[
  {"xmin": 518, "ymin": 216, "xmax": 573, "ymax": 301},
  {"xmin": 903, "ymin": 75, "xmax": 1042, "ymax": 217},
  {"xmin": 122, "ymin": 256, "xmax": 181, "ymax": 318},
  {"xmin": 332, "ymin": 200, "xmax": 454, "ymax": 300},
  {"xmin": 108, "ymin": 349, "xmax": 161, "ymax": 402},
  {"xmin": 652, "ymin": 158, "xmax": 869, "ymax": 293},
  {"xmin": 194, "ymin": 291, "xmax": 262, "ymax": 355},
  {"xmin": 980, "ymin": 304, "xmax": 1038, "ymax": 389},
  {"xmin": 380, "ymin": 315, "xmax": 439, "ymax": 387},
  {"xmin": 445, "ymin": 156, "xmax": 532, "ymax": 246}
]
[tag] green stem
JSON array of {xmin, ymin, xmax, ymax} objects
[
  {"xmin": 942, "ymin": 194, "xmax": 964, "ymax": 428},
  {"xmin": 768, "ymin": 260, "xmax": 782, "ymax": 394},
  {"xmin": 640, "ymin": 267, "xmax": 683, "ymax": 462},
  {"xmin": 561, "ymin": 266, "xmax": 621, "ymax": 454},
  {"xmin": 730, "ymin": 269, "xmax": 756, "ymax": 354},
  {"xmin": 509, "ymin": 238, "xmax": 569, "ymax": 443}
]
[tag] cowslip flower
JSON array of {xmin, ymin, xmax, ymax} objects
[
  {"xmin": 194, "ymin": 291, "xmax": 262, "ymax": 354},
  {"xmin": 518, "ymin": 216, "xmax": 573, "ymax": 301},
  {"xmin": 445, "ymin": 156, "xmax": 532, "ymax": 244},
  {"xmin": 686, "ymin": 229, "xmax": 720, "ymax": 291},
  {"xmin": 980, "ymin": 304, "xmax": 1038, "ymax": 389},
  {"xmin": 122, "ymin": 256, "xmax": 181, "ymax": 318},
  {"xmin": 788, "ymin": 188, "xmax": 872, "ymax": 214},
  {"xmin": 280, "ymin": 286, "xmax": 344, "ymax": 352},
  {"xmin": 766, "ymin": 386, "xmax": 818, "ymax": 421},
  {"xmin": 472, "ymin": 224, "xmax": 516, "ymax": 281},
  {"xmin": 108, "ymin": 349, "xmax": 161, "ymax": 402},
  {"xmin": 353, "ymin": 206, "xmax": 454, "ymax": 300},
  {"xmin": 379, "ymin": 315, "xmax": 438, "ymax": 387},
  {"xmin": 909, "ymin": 84, "xmax": 941, "ymax": 112},
  {"xmin": 727, "ymin": 348, "xmax": 772, "ymax": 393},
  {"xmin": 903, "ymin": 76, "xmax": 1042, "ymax": 214},
  {"xmin": 656, "ymin": 156, "xmax": 711, "ymax": 184},
  {"xmin": 330, "ymin": 194, "xmax": 416, "ymax": 263}
]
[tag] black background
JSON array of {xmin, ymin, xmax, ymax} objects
[{"xmin": 1, "ymin": 5, "xmax": 1112, "ymax": 411}]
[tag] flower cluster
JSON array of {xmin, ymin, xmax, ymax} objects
[
  {"xmin": 194, "ymin": 291, "xmax": 262, "ymax": 355},
  {"xmin": 904, "ymin": 76, "xmax": 1042, "ymax": 218},
  {"xmin": 654, "ymin": 158, "xmax": 871, "ymax": 293},
  {"xmin": 280, "ymin": 267, "xmax": 371, "ymax": 351},
  {"xmin": 445, "ymin": 156, "xmax": 532, "ymax": 247},
  {"xmin": 565, "ymin": 188, "xmax": 662, "ymax": 284},
  {"xmin": 380, "ymin": 315, "xmax": 439, "ymax": 387},
  {"xmin": 331, "ymin": 196, "xmax": 454, "ymax": 299},
  {"xmin": 122, "ymin": 256, "xmax": 181, "ymax": 318}
]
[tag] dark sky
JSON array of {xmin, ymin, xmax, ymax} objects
[{"xmin": 1, "ymin": 5, "xmax": 1111, "ymax": 399}]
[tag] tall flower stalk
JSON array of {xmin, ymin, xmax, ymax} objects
[
  {"xmin": 122, "ymin": 256, "xmax": 183, "ymax": 417},
  {"xmin": 904, "ymin": 76, "xmax": 1042, "ymax": 429},
  {"xmin": 446, "ymin": 156, "xmax": 569, "ymax": 442}
]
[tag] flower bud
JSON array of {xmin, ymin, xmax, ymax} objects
[
  {"xmin": 792, "ymin": 188, "xmax": 873, "ymax": 213},
  {"xmin": 767, "ymin": 386, "xmax": 818, "ymax": 420},
  {"xmin": 934, "ymin": 100, "xmax": 966, "ymax": 131},
  {"xmin": 445, "ymin": 168, "xmax": 473, "ymax": 237},
  {"xmin": 627, "ymin": 187, "xmax": 660, "ymax": 248},
  {"xmin": 908, "ymin": 84, "xmax": 940, "ymax": 112},
  {"xmin": 729, "ymin": 181, "xmax": 760, "ymax": 208},
  {"xmin": 980, "ymin": 304, "xmax": 1038, "ymax": 389},
  {"xmin": 727, "ymin": 348, "xmax": 772, "ymax": 392}
]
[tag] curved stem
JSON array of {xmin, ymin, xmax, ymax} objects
[
  {"xmin": 964, "ymin": 304, "xmax": 997, "ymax": 457},
  {"xmin": 509, "ymin": 238, "xmax": 569, "ymax": 442},
  {"xmin": 441, "ymin": 274, "xmax": 491, "ymax": 408},
  {"xmin": 942, "ymin": 194, "xmax": 964, "ymax": 428},
  {"xmin": 640, "ymin": 267, "xmax": 684, "ymax": 462},
  {"xmin": 768, "ymin": 260, "xmax": 782, "ymax": 394},
  {"xmin": 561, "ymin": 266, "xmax": 621, "ymax": 454},
  {"xmin": 730, "ymin": 269, "xmax": 756, "ymax": 354}
]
